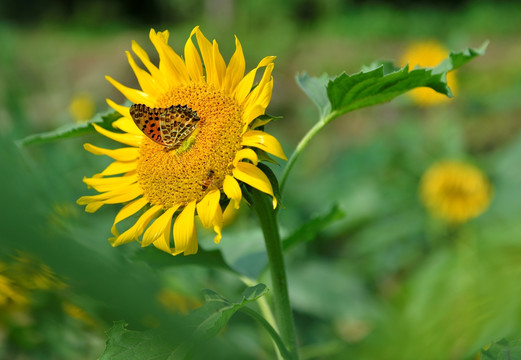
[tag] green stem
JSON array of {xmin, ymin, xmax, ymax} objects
[
  {"xmin": 240, "ymin": 306, "xmax": 291, "ymax": 360},
  {"xmin": 251, "ymin": 188, "xmax": 299, "ymax": 360},
  {"xmin": 280, "ymin": 111, "xmax": 338, "ymax": 193},
  {"xmin": 241, "ymin": 276, "xmax": 283, "ymax": 360}
]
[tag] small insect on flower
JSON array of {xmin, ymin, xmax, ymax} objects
[
  {"xmin": 201, "ymin": 169, "xmax": 216, "ymax": 192},
  {"xmin": 129, "ymin": 104, "xmax": 200, "ymax": 152}
]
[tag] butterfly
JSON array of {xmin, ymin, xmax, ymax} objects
[{"xmin": 129, "ymin": 104, "xmax": 200, "ymax": 151}]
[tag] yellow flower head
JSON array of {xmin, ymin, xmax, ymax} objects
[
  {"xmin": 420, "ymin": 160, "xmax": 492, "ymax": 223},
  {"xmin": 0, "ymin": 254, "xmax": 64, "ymax": 309},
  {"xmin": 400, "ymin": 40, "xmax": 457, "ymax": 106},
  {"xmin": 78, "ymin": 27, "xmax": 286, "ymax": 256},
  {"xmin": 69, "ymin": 93, "xmax": 96, "ymax": 122},
  {"xmin": 0, "ymin": 273, "xmax": 28, "ymax": 307},
  {"xmin": 157, "ymin": 289, "xmax": 202, "ymax": 314}
]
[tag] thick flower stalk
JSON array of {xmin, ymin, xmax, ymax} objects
[{"xmin": 77, "ymin": 27, "xmax": 286, "ymax": 255}]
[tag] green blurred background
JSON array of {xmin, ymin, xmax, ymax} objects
[{"xmin": 1, "ymin": 0, "xmax": 521, "ymax": 359}]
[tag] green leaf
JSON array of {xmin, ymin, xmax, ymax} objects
[
  {"xmin": 296, "ymin": 72, "xmax": 331, "ymax": 117},
  {"xmin": 17, "ymin": 108, "xmax": 121, "ymax": 146},
  {"xmin": 256, "ymin": 148, "xmax": 280, "ymax": 165},
  {"xmin": 327, "ymin": 42, "xmax": 487, "ymax": 117},
  {"xmin": 191, "ymin": 285, "xmax": 268, "ymax": 339},
  {"xmin": 433, "ymin": 41, "xmax": 489, "ymax": 74},
  {"xmin": 327, "ymin": 65, "xmax": 449, "ymax": 115},
  {"xmin": 173, "ymin": 284, "xmax": 269, "ymax": 357},
  {"xmin": 99, "ymin": 321, "xmax": 176, "ymax": 360},
  {"xmin": 250, "ymin": 114, "xmax": 282, "ymax": 130},
  {"xmin": 360, "ymin": 60, "xmax": 399, "ymax": 74},
  {"xmin": 282, "ymin": 204, "xmax": 346, "ymax": 251},
  {"xmin": 129, "ymin": 244, "xmax": 234, "ymax": 273},
  {"xmin": 481, "ymin": 338, "xmax": 521, "ymax": 360},
  {"xmin": 100, "ymin": 286, "xmax": 269, "ymax": 359},
  {"xmin": 193, "ymin": 284, "xmax": 268, "ymax": 339},
  {"xmin": 202, "ymin": 226, "xmax": 268, "ymax": 279}
]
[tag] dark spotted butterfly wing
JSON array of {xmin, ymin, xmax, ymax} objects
[{"xmin": 129, "ymin": 104, "xmax": 200, "ymax": 150}]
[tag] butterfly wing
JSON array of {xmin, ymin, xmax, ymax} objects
[
  {"xmin": 129, "ymin": 104, "xmax": 165, "ymax": 145},
  {"xmin": 160, "ymin": 105, "xmax": 200, "ymax": 149}
]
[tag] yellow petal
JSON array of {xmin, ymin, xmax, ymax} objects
[
  {"xmin": 223, "ymin": 36, "xmax": 245, "ymax": 93},
  {"xmin": 233, "ymin": 148, "xmax": 258, "ymax": 166},
  {"xmin": 142, "ymin": 206, "xmax": 178, "ymax": 247},
  {"xmin": 243, "ymin": 63, "xmax": 274, "ymax": 110},
  {"xmin": 77, "ymin": 183, "xmax": 140, "ymax": 204},
  {"xmin": 106, "ymin": 99, "xmax": 130, "ymax": 118},
  {"xmin": 212, "ymin": 205, "xmax": 223, "ymax": 244},
  {"xmin": 257, "ymin": 79, "xmax": 274, "ymax": 109},
  {"xmin": 112, "ymin": 117, "xmax": 141, "ymax": 136},
  {"xmin": 84, "ymin": 143, "xmax": 139, "ymax": 162},
  {"xmin": 223, "ymin": 201, "xmax": 239, "ymax": 225},
  {"xmin": 242, "ymin": 80, "xmax": 274, "ymax": 126},
  {"xmin": 233, "ymin": 162, "xmax": 276, "ymax": 208},
  {"xmin": 250, "ymin": 116, "xmax": 273, "ymax": 130},
  {"xmin": 99, "ymin": 161, "xmax": 138, "ymax": 176},
  {"xmin": 78, "ymin": 183, "xmax": 143, "ymax": 213},
  {"xmin": 173, "ymin": 201, "xmax": 198, "ymax": 255},
  {"xmin": 131, "ymin": 40, "xmax": 168, "ymax": 90},
  {"xmin": 212, "ymin": 39, "xmax": 227, "ymax": 89},
  {"xmin": 196, "ymin": 190, "xmax": 220, "ymax": 228},
  {"xmin": 110, "ymin": 197, "xmax": 149, "ymax": 237},
  {"xmin": 242, "ymin": 105, "xmax": 265, "ymax": 128},
  {"xmin": 83, "ymin": 202, "xmax": 104, "ymax": 213},
  {"xmin": 194, "ymin": 27, "xmax": 214, "ymax": 85},
  {"xmin": 241, "ymin": 130, "xmax": 287, "ymax": 160},
  {"xmin": 152, "ymin": 215, "xmax": 174, "ymax": 254},
  {"xmin": 149, "ymin": 29, "xmax": 190, "ymax": 86},
  {"xmin": 184, "ymin": 31, "xmax": 203, "ymax": 81},
  {"xmin": 125, "ymin": 51, "xmax": 160, "ymax": 98},
  {"xmin": 234, "ymin": 56, "xmax": 276, "ymax": 104},
  {"xmin": 92, "ymin": 123, "xmax": 142, "ymax": 147},
  {"xmin": 83, "ymin": 173, "xmax": 138, "ymax": 192},
  {"xmin": 223, "ymin": 175, "xmax": 242, "ymax": 209},
  {"xmin": 105, "ymin": 76, "xmax": 154, "ymax": 106},
  {"xmin": 110, "ymin": 205, "xmax": 162, "ymax": 246},
  {"xmin": 156, "ymin": 29, "xmax": 169, "ymax": 43}
]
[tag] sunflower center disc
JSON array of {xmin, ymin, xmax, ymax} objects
[{"xmin": 137, "ymin": 82, "xmax": 243, "ymax": 208}]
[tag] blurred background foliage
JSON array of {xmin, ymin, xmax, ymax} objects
[{"xmin": 1, "ymin": 0, "xmax": 521, "ymax": 359}]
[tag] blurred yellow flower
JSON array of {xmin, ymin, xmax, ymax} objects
[
  {"xmin": 62, "ymin": 302, "xmax": 97, "ymax": 326},
  {"xmin": 0, "ymin": 254, "xmax": 64, "ymax": 310},
  {"xmin": 78, "ymin": 27, "xmax": 285, "ymax": 255},
  {"xmin": 420, "ymin": 160, "xmax": 492, "ymax": 223},
  {"xmin": 10, "ymin": 254, "xmax": 65, "ymax": 291},
  {"xmin": 400, "ymin": 40, "xmax": 457, "ymax": 106},
  {"xmin": 157, "ymin": 289, "xmax": 202, "ymax": 314},
  {"xmin": 0, "ymin": 273, "xmax": 28, "ymax": 307},
  {"xmin": 69, "ymin": 93, "xmax": 96, "ymax": 122}
]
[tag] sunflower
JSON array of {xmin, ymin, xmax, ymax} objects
[
  {"xmin": 420, "ymin": 160, "xmax": 492, "ymax": 223},
  {"xmin": 77, "ymin": 27, "xmax": 286, "ymax": 255},
  {"xmin": 400, "ymin": 40, "xmax": 458, "ymax": 106},
  {"xmin": 69, "ymin": 93, "xmax": 96, "ymax": 122}
]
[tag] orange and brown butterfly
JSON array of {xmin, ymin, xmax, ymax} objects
[{"xmin": 129, "ymin": 104, "xmax": 200, "ymax": 151}]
